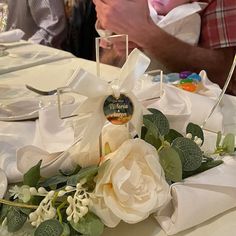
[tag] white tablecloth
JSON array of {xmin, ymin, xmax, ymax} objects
[
  {"xmin": 0, "ymin": 42, "xmax": 74, "ymax": 75},
  {"xmin": 0, "ymin": 43, "xmax": 236, "ymax": 236}
]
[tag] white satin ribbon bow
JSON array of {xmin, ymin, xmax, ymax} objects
[{"xmin": 66, "ymin": 48, "xmax": 151, "ymax": 152}]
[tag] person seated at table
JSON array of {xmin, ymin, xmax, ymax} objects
[
  {"xmin": 63, "ymin": 0, "xmax": 99, "ymax": 60},
  {"xmin": 96, "ymin": 0, "xmax": 205, "ymax": 69},
  {"xmin": 93, "ymin": 0, "xmax": 236, "ymax": 96},
  {"xmin": 6, "ymin": 0, "xmax": 67, "ymax": 49}
]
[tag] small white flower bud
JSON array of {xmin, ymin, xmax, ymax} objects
[
  {"xmin": 195, "ymin": 138, "xmax": 202, "ymax": 146},
  {"xmin": 29, "ymin": 187, "xmax": 38, "ymax": 195},
  {"xmin": 77, "ymin": 194, "xmax": 83, "ymax": 199},
  {"xmin": 79, "ymin": 206, "xmax": 88, "ymax": 215},
  {"xmin": 65, "ymin": 186, "xmax": 74, "ymax": 191},
  {"xmin": 31, "ymin": 221, "xmax": 37, "ymax": 227},
  {"xmin": 81, "ymin": 198, "xmax": 90, "ymax": 206},
  {"xmin": 29, "ymin": 212, "xmax": 37, "ymax": 221},
  {"xmin": 67, "ymin": 215, "xmax": 72, "ymax": 222},
  {"xmin": 66, "ymin": 207, "xmax": 73, "ymax": 216},
  {"xmin": 76, "ymin": 183, "xmax": 82, "ymax": 189},
  {"xmin": 194, "ymin": 136, "xmax": 198, "ymax": 141},
  {"xmin": 186, "ymin": 133, "xmax": 192, "ymax": 139},
  {"xmin": 58, "ymin": 190, "xmax": 66, "ymax": 197},
  {"xmin": 38, "ymin": 187, "xmax": 47, "ymax": 195},
  {"xmin": 48, "ymin": 190, "xmax": 55, "ymax": 198},
  {"xmin": 67, "ymin": 196, "xmax": 73, "ymax": 203}
]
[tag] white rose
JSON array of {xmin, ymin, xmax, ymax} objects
[
  {"xmin": 90, "ymin": 138, "xmax": 170, "ymax": 227},
  {"xmin": 71, "ymin": 124, "xmax": 129, "ymax": 167},
  {"xmin": 102, "ymin": 124, "xmax": 130, "ymax": 152}
]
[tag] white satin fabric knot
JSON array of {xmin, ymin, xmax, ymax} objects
[{"xmin": 65, "ymin": 48, "xmax": 151, "ymax": 158}]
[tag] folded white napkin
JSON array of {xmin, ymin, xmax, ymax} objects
[
  {"xmin": 134, "ymin": 72, "xmax": 223, "ymax": 133},
  {"xmin": 33, "ymin": 105, "xmax": 75, "ymax": 153},
  {"xmin": 16, "ymin": 102, "xmax": 100, "ymax": 180},
  {"xmin": 0, "ymin": 121, "xmax": 36, "ymax": 183},
  {"xmin": 149, "ymin": 2, "xmax": 207, "ymax": 45},
  {"xmin": 0, "ymin": 29, "xmax": 24, "ymax": 43},
  {"xmin": 155, "ymin": 156, "xmax": 236, "ymax": 235},
  {"xmin": 0, "ymin": 101, "xmax": 79, "ymax": 183}
]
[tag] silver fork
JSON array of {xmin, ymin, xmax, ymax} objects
[
  {"xmin": 25, "ymin": 84, "xmax": 57, "ymax": 96},
  {"xmin": 25, "ymin": 65, "xmax": 81, "ymax": 96}
]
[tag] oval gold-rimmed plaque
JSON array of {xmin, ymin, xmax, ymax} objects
[{"xmin": 103, "ymin": 94, "xmax": 134, "ymax": 125}]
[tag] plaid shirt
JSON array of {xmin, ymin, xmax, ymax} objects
[{"xmin": 199, "ymin": 0, "xmax": 236, "ymax": 49}]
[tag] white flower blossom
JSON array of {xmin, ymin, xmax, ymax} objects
[
  {"xmin": 186, "ymin": 133, "xmax": 192, "ymax": 139},
  {"xmin": 186, "ymin": 134, "xmax": 202, "ymax": 146},
  {"xmin": 91, "ymin": 138, "xmax": 170, "ymax": 227},
  {"xmin": 29, "ymin": 190, "xmax": 56, "ymax": 227},
  {"xmin": 9, "ymin": 185, "xmax": 31, "ymax": 203},
  {"xmin": 66, "ymin": 182, "xmax": 91, "ymax": 224},
  {"xmin": 195, "ymin": 138, "xmax": 203, "ymax": 146}
]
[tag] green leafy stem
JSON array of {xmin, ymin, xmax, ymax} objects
[{"xmin": 142, "ymin": 108, "xmax": 235, "ymax": 182}]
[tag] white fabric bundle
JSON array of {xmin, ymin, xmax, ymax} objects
[
  {"xmin": 134, "ymin": 70, "xmax": 223, "ymax": 133},
  {"xmin": 155, "ymin": 156, "xmax": 236, "ymax": 235},
  {"xmin": 0, "ymin": 29, "xmax": 24, "ymax": 43}
]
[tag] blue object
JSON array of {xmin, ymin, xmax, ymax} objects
[{"xmin": 187, "ymin": 73, "xmax": 202, "ymax": 82}]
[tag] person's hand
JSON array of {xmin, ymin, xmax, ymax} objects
[
  {"xmin": 100, "ymin": 38, "xmax": 140, "ymax": 67},
  {"xmin": 93, "ymin": 0, "xmax": 155, "ymax": 46},
  {"xmin": 112, "ymin": 39, "xmax": 140, "ymax": 56}
]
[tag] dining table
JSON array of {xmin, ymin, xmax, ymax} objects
[{"xmin": 0, "ymin": 41, "xmax": 236, "ymax": 236}]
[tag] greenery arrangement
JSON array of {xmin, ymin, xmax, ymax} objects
[{"xmin": 0, "ymin": 108, "xmax": 235, "ymax": 236}]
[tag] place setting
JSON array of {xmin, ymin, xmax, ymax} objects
[{"xmin": 0, "ymin": 31, "xmax": 235, "ymax": 236}]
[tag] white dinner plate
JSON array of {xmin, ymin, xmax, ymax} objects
[{"xmin": 0, "ymin": 85, "xmax": 75, "ymax": 121}]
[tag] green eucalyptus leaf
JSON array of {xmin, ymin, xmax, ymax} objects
[
  {"xmin": 144, "ymin": 109, "xmax": 169, "ymax": 136},
  {"xmin": 159, "ymin": 146, "xmax": 182, "ymax": 182},
  {"xmin": 67, "ymin": 165, "xmax": 98, "ymax": 186},
  {"xmin": 216, "ymin": 131, "xmax": 222, "ymax": 148},
  {"xmin": 23, "ymin": 160, "xmax": 42, "ymax": 187},
  {"xmin": 143, "ymin": 117, "xmax": 160, "ymax": 139},
  {"xmin": 19, "ymin": 208, "xmax": 32, "ymax": 216},
  {"xmin": 34, "ymin": 219, "xmax": 63, "ymax": 236},
  {"xmin": 61, "ymin": 223, "xmax": 70, "ymax": 236},
  {"xmin": 186, "ymin": 122, "xmax": 204, "ymax": 145},
  {"xmin": 7, "ymin": 207, "xmax": 27, "ymax": 232},
  {"xmin": 0, "ymin": 204, "xmax": 9, "ymax": 223},
  {"xmin": 164, "ymin": 129, "xmax": 183, "ymax": 144},
  {"xmin": 172, "ymin": 137, "xmax": 203, "ymax": 171},
  {"xmin": 40, "ymin": 175, "xmax": 68, "ymax": 188},
  {"xmin": 222, "ymin": 133, "xmax": 235, "ymax": 154},
  {"xmin": 141, "ymin": 126, "xmax": 148, "ymax": 140},
  {"xmin": 70, "ymin": 212, "xmax": 104, "ymax": 236},
  {"xmin": 183, "ymin": 160, "xmax": 223, "ymax": 178},
  {"xmin": 144, "ymin": 133, "xmax": 162, "ymax": 150},
  {"xmin": 59, "ymin": 165, "xmax": 81, "ymax": 176}
]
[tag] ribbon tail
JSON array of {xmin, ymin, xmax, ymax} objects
[
  {"xmin": 129, "ymin": 92, "xmax": 143, "ymax": 138},
  {"xmin": 68, "ymin": 68, "xmax": 111, "ymax": 98},
  {"xmin": 80, "ymin": 112, "xmax": 106, "ymax": 149},
  {"xmin": 119, "ymin": 48, "xmax": 151, "ymax": 92}
]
